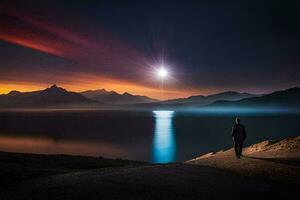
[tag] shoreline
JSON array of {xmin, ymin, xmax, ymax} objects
[{"xmin": 1, "ymin": 135, "xmax": 299, "ymax": 199}]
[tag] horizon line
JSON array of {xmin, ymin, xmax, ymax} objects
[{"xmin": 1, "ymin": 84, "xmax": 299, "ymax": 101}]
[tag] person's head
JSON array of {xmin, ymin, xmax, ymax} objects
[{"xmin": 235, "ymin": 118, "xmax": 241, "ymax": 124}]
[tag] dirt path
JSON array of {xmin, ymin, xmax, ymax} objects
[{"xmin": 1, "ymin": 163, "xmax": 294, "ymax": 200}]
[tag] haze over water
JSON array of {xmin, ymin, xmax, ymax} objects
[{"xmin": 0, "ymin": 110, "xmax": 299, "ymax": 163}]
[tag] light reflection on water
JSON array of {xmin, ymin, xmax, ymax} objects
[
  {"xmin": 1, "ymin": 110, "xmax": 299, "ymax": 162},
  {"xmin": 152, "ymin": 111, "xmax": 176, "ymax": 163},
  {"xmin": 0, "ymin": 135, "xmax": 126, "ymax": 158}
]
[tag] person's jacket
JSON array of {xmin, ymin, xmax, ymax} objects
[{"xmin": 231, "ymin": 123, "xmax": 246, "ymax": 142}]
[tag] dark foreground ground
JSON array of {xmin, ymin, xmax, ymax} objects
[{"xmin": 0, "ymin": 150, "xmax": 299, "ymax": 200}]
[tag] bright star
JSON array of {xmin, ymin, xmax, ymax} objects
[{"xmin": 157, "ymin": 67, "xmax": 168, "ymax": 78}]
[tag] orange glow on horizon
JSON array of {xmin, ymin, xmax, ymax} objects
[
  {"xmin": 0, "ymin": 83, "xmax": 46, "ymax": 94},
  {"xmin": 0, "ymin": 74, "xmax": 197, "ymax": 100}
]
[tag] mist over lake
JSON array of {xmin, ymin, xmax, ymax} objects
[{"xmin": 0, "ymin": 110, "xmax": 299, "ymax": 163}]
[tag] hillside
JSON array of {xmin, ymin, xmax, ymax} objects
[{"xmin": 188, "ymin": 135, "xmax": 300, "ymax": 184}]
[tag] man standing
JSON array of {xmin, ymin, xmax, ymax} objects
[{"xmin": 231, "ymin": 118, "xmax": 247, "ymax": 159}]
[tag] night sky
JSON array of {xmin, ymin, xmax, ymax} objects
[{"xmin": 0, "ymin": 0, "xmax": 299, "ymax": 99}]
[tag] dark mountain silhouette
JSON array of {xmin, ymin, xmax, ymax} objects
[
  {"xmin": 0, "ymin": 85, "xmax": 95, "ymax": 107},
  {"xmin": 134, "ymin": 91, "xmax": 257, "ymax": 109},
  {"xmin": 81, "ymin": 89, "xmax": 158, "ymax": 104},
  {"xmin": 161, "ymin": 91, "xmax": 256, "ymax": 106},
  {"xmin": 6, "ymin": 90, "xmax": 22, "ymax": 96},
  {"xmin": 133, "ymin": 88, "xmax": 300, "ymax": 110},
  {"xmin": 0, "ymin": 86, "xmax": 299, "ymax": 109},
  {"xmin": 210, "ymin": 87, "xmax": 300, "ymax": 108}
]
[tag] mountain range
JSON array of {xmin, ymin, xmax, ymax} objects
[
  {"xmin": 133, "ymin": 87, "xmax": 300, "ymax": 110},
  {"xmin": 154, "ymin": 91, "xmax": 258, "ymax": 107},
  {"xmin": 0, "ymin": 85, "xmax": 94, "ymax": 108},
  {"xmin": 0, "ymin": 85, "xmax": 299, "ymax": 110},
  {"xmin": 81, "ymin": 89, "xmax": 157, "ymax": 104},
  {"xmin": 0, "ymin": 85, "xmax": 157, "ymax": 108},
  {"xmin": 210, "ymin": 87, "xmax": 300, "ymax": 108}
]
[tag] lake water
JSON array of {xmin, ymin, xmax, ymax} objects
[{"xmin": 0, "ymin": 110, "xmax": 299, "ymax": 163}]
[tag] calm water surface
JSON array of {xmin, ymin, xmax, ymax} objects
[{"xmin": 0, "ymin": 110, "xmax": 299, "ymax": 163}]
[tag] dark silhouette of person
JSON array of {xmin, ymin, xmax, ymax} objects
[{"xmin": 231, "ymin": 118, "xmax": 246, "ymax": 159}]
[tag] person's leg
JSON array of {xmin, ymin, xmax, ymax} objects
[
  {"xmin": 238, "ymin": 141, "xmax": 243, "ymax": 157},
  {"xmin": 234, "ymin": 141, "xmax": 239, "ymax": 158}
]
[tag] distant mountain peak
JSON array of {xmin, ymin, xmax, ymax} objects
[
  {"xmin": 50, "ymin": 84, "xmax": 58, "ymax": 88},
  {"xmin": 7, "ymin": 90, "xmax": 22, "ymax": 96},
  {"xmin": 217, "ymin": 91, "xmax": 240, "ymax": 95},
  {"xmin": 45, "ymin": 84, "xmax": 66, "ymax": 93},
  {"xmin": 90, "ymin": 88, "xmax": 107, "ymax": 92}
]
